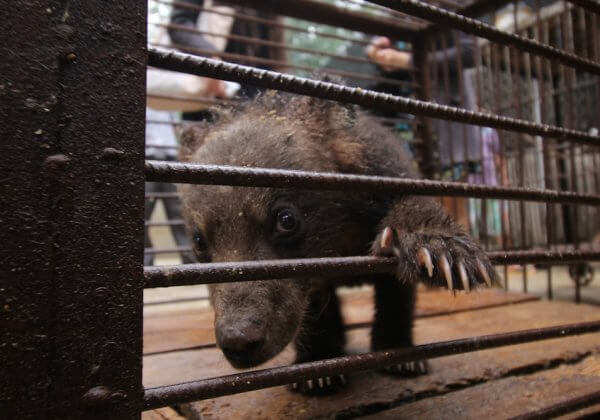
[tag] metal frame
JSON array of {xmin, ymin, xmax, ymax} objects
[
  {"xmin": 1, "ymin": 0, "xmax": 147, "ymax": 418},
  {"xmin": 4, "ymin": 0, "xmax": 600, "ymax": 418}
]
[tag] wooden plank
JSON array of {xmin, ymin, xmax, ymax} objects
[
  {"xmin": 362, "ymin": 355, "xmax": 600, "ymax": 419},
  {"xmin": 142, "ymin": 407, "xmax": 186, "ymax": 420},
  {"xmin": 143, "ymin": 300, "xmax": 600, "ymax": 419},
  {"xmin": 143, "ymin": 288, "xmax": 537, "ymax": 354}
]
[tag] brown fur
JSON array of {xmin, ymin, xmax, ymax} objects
[{"xmin": 178, "ymin": 91, "xmax": 496, "ymax": 393}]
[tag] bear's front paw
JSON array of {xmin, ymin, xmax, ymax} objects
[
  {"xmin": 380, "ymin": 359, "xmax": 429, "ymax": 377},
  {"xmin": 289, "ymin": 374, "xmax": 347, "ymax": 395},
  {"xmin": 373, "ymin": 227, "xmax": 497, "ymax": 292}
]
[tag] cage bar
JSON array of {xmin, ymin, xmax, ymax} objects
[
  {"xmin": 141, "ymin": 320, "xmax": 600, "ymax": 410},
  {"xmin": 148, "ymin": 48, "xmax": 600, "ymax": 145},
  {"xmin": 144, "ymin": 250, "xmax": 600, "ymax": 289},
  {"xmin": 145, "ymin": 161, "xmax": 600, "ymax": 205}
]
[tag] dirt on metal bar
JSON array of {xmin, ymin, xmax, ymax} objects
[
  {"xmin": 143, "ymin": 250, "xmax": 600, "ymax": 288},
  {"xmin": 147, "ymin": 48, "xmax": 600, "ymax": 146},
  {"xmin": 145, "ymin": 160, "xmax": 600, "ymax": 206}
]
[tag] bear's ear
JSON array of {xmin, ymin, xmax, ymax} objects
[
  {"xmin": 178, "ymin": 124, "xmax": 209, "ymax": 162},
  {"xmin": 292, "ymin": 73, "xmax": 358, "ymax": 131},
  {"xmin": 297, "ymin": 95, "xmax": 358, "ymax": 131},
  {"xmin": 177, "ymin": 108, "xmax": 229, "ymax": 161}
]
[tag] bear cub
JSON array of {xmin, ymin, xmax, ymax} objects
[{"xmin": 177, "ymin": 90, "xmax": 496, "ymax": 394}]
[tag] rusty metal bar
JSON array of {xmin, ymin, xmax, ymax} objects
[
  {"xmin": 144, "ymin": 250, "xmax": 600, "ymax": 288},
  {"xmin": 510, "ymin": 389, "xmax": 600, "ymax": 420},
  {"xmin": 147, "ymin": 93, "xmax": 234, "ymax": 106},
  {"xmin": 151, "ymin": 42, "xmax": 416, "ymax": 89},
  {"xmin": 219, "ymin": 0, "xmax": 418, "ymax": 40},
  {"xmin": 153, "ymin": 22, "xmax": 418, "ymax": 74},
  {"xmin": 145, "ymin": 160, "xmax": 600, "ymax": 206},
  {"xmin": 536, "ymin": 0, "xmax": 555, "ymax": 301},
  {"xmin": 370, "ymin": 0, "xmax": 600, "ymax": 75},
  {"xmin": 155, "ymin": 0, "xmax": 419, "ymax": 47},
  {"xmin": 145, "ymin": 219, "xmax": 185, "ymax": 227},
  {"xmin": 148, "ymin": 48, "xmax": 600, "ymax": 146},
  {"xmin": 145, "ymin": 246, "xmax": 191, "ymax": 255},
  {"xmin": 141, "ymin": 320, "xmax": 600, "ymax": 409},
  {"xmin": 559, "ymin": 4, "xmax": 583, "ymax": 303},
  {"xmin": 146, "ymin": 191, "xmax": 179, "ymax": 199}
]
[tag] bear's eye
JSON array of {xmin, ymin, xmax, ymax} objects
[
  {"xmin": 193, "ymin": 231, "xmax": 207, "ymax": 252},
  {"xmin": 270, "ymin": 204, "xmax": 304, "ymax": 246},
  {"xmin": 276, "ymin": 209, "xmax": 298, "ymax": 233}
]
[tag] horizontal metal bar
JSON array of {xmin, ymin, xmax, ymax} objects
[
  {"xmin": 144, "ymin": 250, "xmax": 600, "ymax": 288},
  {"xmin": 152, "ymin": 22, "xmax": 418, "ymax": 76},
  {"xmin": 219, "ymin": 0, "xmax": 418, "ymax": 40},
  {"xmin": 370, "ymin": 0, "xmax": 600, "ymax": 75},
  {"xmin": 157, "ymin": 0, "xmax": 418, "ymax": 46},
  {"xmin": 147, "ymin": 93, "xmax": 234, "ymax": 106},
  {"xmin": 141, "ymin": 320, "xmax": 600, "ymax": 410},
  {"xmin": 145, "ymin": 219, "xmax": 184, "ymax": 227},
  {"xmin": 151, "ymin": 41, "xmax": 415, "ymax": 90},
  {"xmin": 144, "ymin": 246, "xmax": 191, "ymax": 256},
  {"xmin": 510, "ymin": 389, "xmax": 600, "ymax": 420},
  {"xmin": 145, "ymin": 161, "xmax": 600, "ymax": 206},
  {"xmin": 145, "ymin": 192, "xmax": 179, "ymax": 199},
  {"xmin": 147, "ymin": 48, "xmax": 600, "ymax": 146}
]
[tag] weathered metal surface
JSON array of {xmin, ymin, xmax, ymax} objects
[
  {"xmin": 145, "ymin": 161, "xmax": 600, "ymax": 205},
  {"xmin": 1, "ymin": 0, "xmax": 146, "ymax": 418},
  {"xmin": 147, "ymin": 300, "xmax": 600, "ymax": 418},
  {"xmin": 143, "ymin": 251, "xmax": 600, "ymax": 288},
  {"xmin": 147, "ymin": 49, "xmax": 600, "ymax": 145}
]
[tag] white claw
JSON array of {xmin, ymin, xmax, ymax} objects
[
  {"xmin": 318, "ymin": 377, "xmax": 324, "ymax": 388},
  {"xmin": 325, "ymin": 376, "xmax": 332, "ymax": 386},
  {"xmin": 307, "ymin": 379, "xmax": 314, "ymax": 390},
  {"xmin": 292, "ymin": 382, "xmax": 298, "ymax": 390},
  {"xmin": 478, "ymin": 261, "xmax": 492, "ymax": 287},
  {"xmin": 417, "ymin": 247, "xmax": 434, "ymax": 277},
  {"xmin": 339, "ymin": 374, "xmax": 347, "ymax": 385},
  {"xmin": 458, "ymin": 261, "xmax": 470, "ymax": 292},
  {"xmin": 380, "ymin": 226, "xmax": 394, "ymax": 251},
  {"xmin": 408, "ymin": 361, "xmax": 415, "ymax": 371},
  {"xmin": 440, "ymin": 254, "xmax": 453, "ymax": 292}
]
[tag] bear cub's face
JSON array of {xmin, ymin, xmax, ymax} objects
[{"xmin": 178, "ymin": 97, "xmax": 374, "ymax": 368}]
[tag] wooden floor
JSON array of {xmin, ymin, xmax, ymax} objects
[{"xmin": 143, "ymin": 288, "xmax": 600, "ymax": 419}]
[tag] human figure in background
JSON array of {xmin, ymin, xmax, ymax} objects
[
  {"xmin": 168, "ymin": 0, "xmax": 286, "ymax": 121},
  {"xmin": 144, "ymin": 108, "xmax": 196, "ymax": 266}
]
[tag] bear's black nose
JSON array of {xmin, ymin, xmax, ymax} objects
[{"xmin": 216, "ymin": 321, "xmax": 266, "ymax": 367}]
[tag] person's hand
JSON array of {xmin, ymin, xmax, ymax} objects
[
  {"xmin": 202, "ymin": 56, "xmax": 227, "ymax": 98},
  {"xmin": 204, "ymin": 77, "xmax": 227, "ymax": 98},
  {"xmin": 366, "ymin": 36, "xmax": 412, "ymax": 73}
]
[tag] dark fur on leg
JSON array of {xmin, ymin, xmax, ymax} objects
[
  {"xmin": 291, "ymin": 288, "xmax": 347, "ymax": 395},
  {"xmin": 371, "ymin": 274, "xmax": 428, "ymax": 376}
]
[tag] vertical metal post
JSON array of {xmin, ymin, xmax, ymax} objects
[
  {"xmin": 1, "ymin": 1, "xmax": 146, "ymax": 418},
  {"xmin": 536, "ymin": 0, "xmax": 554, "ymax": 300},
  {"xmin": 412, "ymin": 35, "xmax": 436, "ymax": 180}
]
